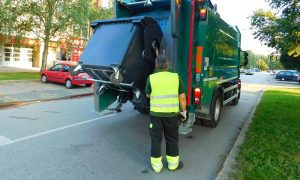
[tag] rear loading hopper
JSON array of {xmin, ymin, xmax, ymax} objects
[{"xmin": 80, "ymin": 17, "xmax": 163, "ymax": 112}]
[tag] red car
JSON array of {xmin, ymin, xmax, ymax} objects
[{"xmin": 40, "ymin": 62, "xmax": 93, "ymax": 88}]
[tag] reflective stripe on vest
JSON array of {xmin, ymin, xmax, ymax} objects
[
  {"xmin": 149, "ymin": 72, "xmax": 179, "ymax": 113},
  {"xmin": 166, "ymin": 155, "xmax": 179, "ymax": 170}
]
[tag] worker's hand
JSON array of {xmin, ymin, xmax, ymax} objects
[{"xmin": 180, "ymin": 110, "xmax": 187, "ymax": 121}]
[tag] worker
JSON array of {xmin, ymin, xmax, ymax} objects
[{"xmin": 145, "ymin": 53, "xmax": 187, "ymax": 173}]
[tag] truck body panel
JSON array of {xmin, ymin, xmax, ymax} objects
[{"xmin": 79, "ymin": 0, "xmax": 246, "ymax": 133}]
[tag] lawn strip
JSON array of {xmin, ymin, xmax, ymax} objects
[
  {"xmin": 0, "ymin": 72, "xmax": 40, "ymax": 81},
  {"xmin": 233, "ymin": 89, "xmax": 300, "ymax": 179}
]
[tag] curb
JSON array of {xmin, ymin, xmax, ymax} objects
[
  {"xmin": 215, "ymin": 90, "xmax": 264, "ymax": 180},
  {"xmin": 0, "ymin": 92, "xmax": 93, "ymax": 110},
  {"xmin": 0, "ymin": 79, "xmax": 40, "ymax": 83}
]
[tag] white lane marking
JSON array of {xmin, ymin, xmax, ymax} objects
[
  {"xmin": 0, "ymin": 135, "xmax": 12, "ymax": 146},
  {"xmin": 0, "ymin": 113, "xmax": 117, "ymax": 148}
]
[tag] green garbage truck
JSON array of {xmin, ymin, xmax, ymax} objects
[{"xmin": 77, "ymin": 0, "xmax": 248, "ymax": 134}]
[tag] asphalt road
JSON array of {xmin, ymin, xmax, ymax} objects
[{"xmin": 0, "ymin": 72, "xmax": 298, "ymax": 180}]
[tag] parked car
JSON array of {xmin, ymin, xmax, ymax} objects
[
  {"xmin": 295, "ymin": 73, "xmax": 300, "ymax": 84},
  {"xmin": 41, "ymin": 62, "xmax": 93, "ymax": 88},
  {"xmin": 245, "ymin": 69, "xmax": 254, "ymax": 75},
  {"xmin": 275, "ymin": 70, "xmax": 299, "ymax": 81}
]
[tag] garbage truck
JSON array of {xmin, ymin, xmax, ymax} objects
[{"xmin": 75, "ymin": 0, "xmax": 248, "ymax": 134}]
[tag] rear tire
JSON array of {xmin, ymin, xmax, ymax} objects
[
  {"xmin": 65, "ymin": 79, "xmax": 73, "ymax": 89},
  {"xmin": 201, "ymin": 91, "xmax": 222, "ymax": 128}
]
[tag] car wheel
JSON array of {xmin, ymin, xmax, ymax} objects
[
  {"xmin": 41, "ymin": 75, "xmax": 47, "ymax": 83},
  {"xmin": 65, "ymin": 79, "xmax": 73, "ymax": 89},
  {"xmin": 281, "ymin": 77, "xmax": 285, "ymax": 81}
]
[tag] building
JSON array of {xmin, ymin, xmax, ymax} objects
[
  {"xmin": 93, "ymin": 0, "xmax": 111, "ymax": 8},
  {"xmin": 0, "ymin": 0, "xmax": 112, "ymax": 69}
]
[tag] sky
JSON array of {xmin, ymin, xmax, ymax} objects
[{"xmin": 211, "ymin": 0, "xmax": 274, "ymax": 55}]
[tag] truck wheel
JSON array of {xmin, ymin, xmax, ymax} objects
[
  {"xmin": 136, "ymin": 107, "xmax": 150, "ymax": 114},
  {"xmin": 201, "ymin": 91, "xmax": 222, "ymax": 128}
]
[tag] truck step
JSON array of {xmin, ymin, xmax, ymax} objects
[{"xmin": 179, "ymin": 126, "xmax": 192, "ymax": 135}]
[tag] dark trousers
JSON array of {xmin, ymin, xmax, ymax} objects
[{"xmin": 149, "ymin": 115, "xmax": 179, "ymax": 158}]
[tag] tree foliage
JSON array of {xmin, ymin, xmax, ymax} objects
[
  {"xmin": 0, "ymin": 0, "xmax": 26, "ymax": 39},
  {"xmin": 243, "ymin": 50, "xmax": 283, "ymax": 70},
  {"xmin": 0, "ymin": 0, "xmax": 114, "ymax": 69},
  {"xmin": 250, "ymin": 0, "xmax": 300, "ymax": 70},
  {"xmin": 256, "ymin": 59, "xmax": 269, "ymax": 71}
]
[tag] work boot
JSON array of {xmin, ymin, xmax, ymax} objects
[
  {"xmin": 150, "ymin": 157, "xmax": 163, "ymax": 173},
  {"xmin": 168, "ymin": 161, "xmax": 183, "ymax": 171}
]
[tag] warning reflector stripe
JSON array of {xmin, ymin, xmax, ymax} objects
[{"xmin": 196, "ymin": 46, "xmax": 203, "ymax": 73}]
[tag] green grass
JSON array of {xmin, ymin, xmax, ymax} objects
[
  {"xmin": 233, "ymin": 88, "xmax": 300, "ymax": 180},
  {"xmin": 0, "ymin": 72, "xmax": 40, "ymax": 81}
]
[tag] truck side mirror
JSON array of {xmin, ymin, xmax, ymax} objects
[
  {"xmin": 241, "ymin": 51, "xmax": 248, "ymax": 66},
  {"xmin": 214, "ymin": 4, "xmax": 217, "ymax": 11}
]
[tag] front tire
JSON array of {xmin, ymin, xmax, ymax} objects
[
  {"xmin": 201, "ymin": 91, "xmax": 222, "ymax": 128},
  {"xmin": 65, "ymin": 79, "xmax": 73, "ymax": 89},
  {"xmin": 41, "ymin": 75, "xmax": 47, "ymax": 83}
]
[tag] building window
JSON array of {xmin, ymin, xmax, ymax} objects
[
  {"xmin": 21, "ymin": 47, "xmax": 33, "ymax": 62},
  {"xmin": 14, "ymin": 48, "xmax": 20, "ymax": 61},
  {"xmin": 4, "ymin": 46, "xmax": 12, "ymax": 61},
  {"xmin": 3, "ymin": 45, "xmax": 33, "ymax": 62}
]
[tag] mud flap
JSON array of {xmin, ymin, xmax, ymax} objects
[{"xmin": 94, "ymin": 90, "xmax": 118, "ymax": 113}]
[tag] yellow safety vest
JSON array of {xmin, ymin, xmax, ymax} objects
[{"xmin": 149, "ymin": 71, "xmax": 179, "ymax": 113}]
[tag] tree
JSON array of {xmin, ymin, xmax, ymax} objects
[
  {"xmin": 256, "ymin": 59, "xmax": 269, "ymax": 71},
  {"xmin": 0, "ymin": 0, "xmax": 26, "ymax": 40},
  {"xmin": 279, "ymin": 50, "xmax": 300, "ymax": 70},
  {"xmin": 1, "ymin": 0, "xmax": 114, "ymax": 69},
  {"xmin": 250, "ymin": 0, "xmax": 300, "ymax": 70}
]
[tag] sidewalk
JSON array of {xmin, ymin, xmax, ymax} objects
[
  {"xmin": 0, "ymin": 66, "xmax": 40, "ymax": 72},
  {"xmin": 0, "ymin": 81, "xmax": 93, "ymax": 109}
]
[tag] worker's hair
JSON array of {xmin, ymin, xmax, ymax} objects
[{"xmin": 155, "ymin": 53, "xmax": 169, "ymax": 70}]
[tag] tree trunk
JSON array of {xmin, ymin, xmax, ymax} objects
[{"xmin": 41, "ymin": 36, "xmax": 50, "ymax": 70}]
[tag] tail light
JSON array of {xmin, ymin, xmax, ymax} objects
[
  {"xmin": 197, "ymin": 0, "xmax": 205, "ymax": 5},
  {"xmin": 197, "ymin": 0, "xmax": 207, "ymax": 21},
  {"xmin": 194, "ymin": 87, "xmax": 201, "ymax": 105},
  {"xmin": 199, "ymin": 9, "xmax": 207, "ymax": 20}
]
